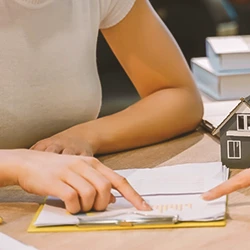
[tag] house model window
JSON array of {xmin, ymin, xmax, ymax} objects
[
  {"xmin": 227, "ymin": 140, "xmax": 241, "ymax": 159},
  {"xmin": 237, "ymin": 114, "xmax": 250, "ymax": 130}
]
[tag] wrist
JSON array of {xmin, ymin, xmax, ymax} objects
[
  {"xmin": 68, "ymin": 123, "xmax": 102, "ymax": 155},
  {"xmin": 0, "ymin": 149, "xmax": 24, "ymax": 186}
]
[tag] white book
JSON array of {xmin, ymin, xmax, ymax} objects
[
  {"xmin": 191, "ymin": 57, "xmax": 250, "ymax": 100},
  {"xmin": 206, "ymin": 35, "xmax": 250, "ymax": 71},
  {"xmin": 33, "ymin": 162, "xmax": 229, "ymax": 228}
]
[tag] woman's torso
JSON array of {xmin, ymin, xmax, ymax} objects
[{"xmin": 0, "ymin": 0, "xmax": 102, "ymax": 148}]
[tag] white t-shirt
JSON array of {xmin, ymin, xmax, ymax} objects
[{"xmin": 0, "ymin": 0, "xmax": 135, "ymax": 148}]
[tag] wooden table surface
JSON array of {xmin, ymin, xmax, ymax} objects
[{"xmin": 1, "ymin": 128, "xmax": 250, "ymax": 250}]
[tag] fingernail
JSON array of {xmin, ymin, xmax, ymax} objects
[
  {"xmin": 112, "ymin": 196, "xmax": 116, "ymax": 203},
  {"xmin": 142, "ymin": 200, "xmax": 152, "ymax": 211},
  {"xmin": 109, "ymin": 195, "xmax": 116, "ymax": 204}
]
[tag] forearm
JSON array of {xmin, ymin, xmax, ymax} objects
[
  {"xmin": 74, "ymin": 87, "xmax": 203, "ymax": 155},
  {"xmin": 0, "ymin": 150, "xmax": 19, "ymax": 187}
]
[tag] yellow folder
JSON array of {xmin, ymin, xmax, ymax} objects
[
  {"xmin": 28, "ymin": 163, "xmax": 229, "ymax": 233},
  {"xmin": 27, "ymin": 204, "xmax": 226, "ymax": 233}
]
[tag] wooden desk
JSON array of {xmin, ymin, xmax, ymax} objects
[{"xmin": 1, "ymin": 129, "xmax": 250, "ymax": 250}]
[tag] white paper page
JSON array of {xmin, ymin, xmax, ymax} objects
[
  {"xmin": 203, "ymin": 116, "xmax": 227, "ymax": 128},
  {"xmin": 0, "ymin": 233, "xmax": 37, "ymax": 250},
  {"xmin": 105, "ymin": 195, "xmax": 226, "ymax": 222},
  {"xmin": 203, "ymin": 100, "xmax": 240, "ymax": 128},
  {"xmin": 204, "ymin": 100, "xmax": 240, "ymax": 117},
  {"xmin": 114, "ymin": 168, "xmax": 138, "ymax": 178},
  {"xmin": 34, "ymin": 162, "xmax": 228, "ymax": 227},
  {"xmin": 35, "ymin": 194, "xmax": 226, "ymax": 227},
  {"xmin": 112, "ymin": 162, "xmax": 225, "ymax": 197},
  {"xmin": 78, "ymin": 194, "xmax": 226, "ymax": 222},
  {"xmin": 34, "ymin": 197, "xmax": 79, "ymax": 227}
]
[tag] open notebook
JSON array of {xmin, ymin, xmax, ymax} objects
[
  {"xmin": 28, "ymin": 162, "xmax": 229, "ymax": 232},
  {"xmin": 202, "ymin": 100, "xmax": 240, "ymax": 134}
]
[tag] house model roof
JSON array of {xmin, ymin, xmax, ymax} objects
[{"xmin": 212, "ymin": 95, "xmax": 250, "ymax": 135}]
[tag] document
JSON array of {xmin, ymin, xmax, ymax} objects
[
  {"xmin": 202, "ymin": 100, "xmax": 240, "ymax": 133},
  {"xmin": 30, "ymin": 162, "xmax": 229, "ymax": 231}
]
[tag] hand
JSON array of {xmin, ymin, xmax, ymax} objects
[
  {"xmin": 202, "ymin": 169, "xmax": 250, "ymax": 200},
  {"xmin": 10, "ymin": 150, "xmax": 151, "ymax": 213},
  {"xmin": 31, "ymin": 127, "xmax": 95, "ymax": 156}
]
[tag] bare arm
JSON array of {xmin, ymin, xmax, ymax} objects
[
  {"xmin": 0, "ymin": 150, "xmax": 18, "ymax": 187},
  {"xmin": 32, "ymin": 0, "xmax": 203, "ymax": 155},
  {"xmin": 72, "ymin": 0, "xmax": 203, "ymax": 154}
]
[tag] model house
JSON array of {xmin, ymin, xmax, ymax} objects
[{"xmin": 213, "ymin": 95, "xmax": 250, "ymax": 169}]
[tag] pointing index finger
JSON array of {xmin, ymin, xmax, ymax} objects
[
  {"xmin": 110, "ymin": 172, "xmax": 152, "ymax": 211},
  {"xmin": 85, "ymin": 157, "xmax": 152, "ymax": 211},
  {"xmin": 202, "ymin": 169, "xmax": 250, "ymax": 200}
]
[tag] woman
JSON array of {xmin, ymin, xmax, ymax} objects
[{"xmin": 0, "ymin": 0, "xmax": 203, "ymax": 213}]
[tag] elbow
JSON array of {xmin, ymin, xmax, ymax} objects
[
  {"xmin": 188, "ymin": 102, "xmax": 203, "ymax": 132},
  {"xmin": 184, "ymin": 88, "xmax": 204, "ymax": 133}
]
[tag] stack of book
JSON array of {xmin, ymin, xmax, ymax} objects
[{"xmin": 191, "ymin": 35, "xmax": 250, "ymax": 100}]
